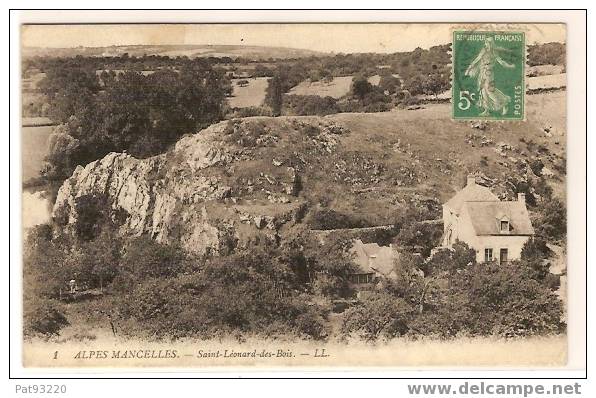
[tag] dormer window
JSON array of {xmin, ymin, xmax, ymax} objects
[{"xmin": 500, "ymin": 220, "xmax": 509, "ymax": 233}]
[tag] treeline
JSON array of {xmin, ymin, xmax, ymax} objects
[
  {"xmin": 38, "ymin": 63, "xmax": 231, "ymax": 182},
  {"xmin": 23, "ymin": 54, "xmax": 235, "ymax": 76}
]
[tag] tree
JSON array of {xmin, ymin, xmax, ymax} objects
[
  {"xmin": 264, "ymin": 75, "xmax": 283, "ymax": 116},
  {"xmin": 394, "ymin": 221, "xmax": 443, "ymax": 258},
  {"xmin": 379, "ymin": 74, "xmax": 401, "ymax": 95},
  {"xmin": 115, "ymin": 244, "xmax": 329, "ymax": 340},
  {"xmin": 350, "ymin": 75, "xmax": 373, "ymax": 100},
  {"xmin": 456, "ymin": 261, "xmax": 564, "ymax": 336},
  {"xmin": 113, "ymin": 236, "xmax": 196, "ymax": 291},
  {"xmin": 39, "ymin": 64, "xmax": 230, "ymax": 182},
  {"xmin": 536, "ymin": 198, "xmax": 567, "ymax": 241},
  {"xmin": 81, "ymin": 231, "xmax": 122, "ymax": 291},
  {"xmin": 341, "ymin": 292, "xmax": 413, "ymax": 340},
  {"xmin": 402, "ymin": 74, "xmax": 425, "ymax": 96},
  {"xmin": 422, "ymin": 72, "xmax": 450, "ymax": 98}
]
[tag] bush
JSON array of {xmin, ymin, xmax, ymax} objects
[
  {"xmin": 341, "ymin": 292, "xmax": 413, "ymax": 340},
  {"xmin": 123, "ymin": 237, "xmax": 195, "ymax": 279},
  {"xmin": 283, "ymin": 95, "xmax": 339, "ymax": 116},
  {"xmin": 347, "ymin": 242, "xmax": 564, "ymax": 340},
  {"xmin": 528, "ymin": 42, "xmax": 566, "ymax": 66},
  {"xmin": 23, "ymin": 297, "xmax": 69, "ymax": 337},
  {"xmin": 543, "ymin": 273, "xmax": 561, "ymax": 291},
  {"xmin": 230, "ymin": 106, "xmax": 273, "ymax": 118},
  {"xmin": 306, "ymin": 208, "xmax": 371, "ymax": 230},
  {"xmin": 350, "ymin": 75, "xmax": 374, "ymax": 100},
  {"xmin": 115, "ymin": 246, "xmax": 330, "ymax": 340},
  {"xmin": 456, "ymin": 262, "xmax": 564, "ymax": 337},
  {"xmin": 530, "ymin": 159, "xmax": 545, "ymax": 176}
]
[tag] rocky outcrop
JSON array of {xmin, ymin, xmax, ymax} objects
[{"xmin": 51, "ymin": 119, "xmax": 330, "ymax": 254}]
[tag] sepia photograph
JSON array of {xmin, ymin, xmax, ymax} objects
[{"xmin": 18, "ymin": 20, "xmax": 574, "ymax": 369}]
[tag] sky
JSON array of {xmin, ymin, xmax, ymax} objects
[{"xmin": 21, "ymin": 23, "xmax": 566, "ymax": 54}]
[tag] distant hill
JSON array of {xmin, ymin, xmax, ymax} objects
[{"xmin": 22, "ymin": 44, "xmax": 326, "ymax": 60}]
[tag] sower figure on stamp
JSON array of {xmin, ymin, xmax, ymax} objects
[{"xmin": 465, "ymin": 37, "xmax": 515, "ymax": 116}]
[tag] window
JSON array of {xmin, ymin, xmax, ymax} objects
[
  {"xmin": 484, "ymin": 248, "xmax": 493, "ymax": 262},
  {"xmin": 500, "ymin": 220, "xmax": 509, "ymax": 232},
  {"xmin": 500, "ymin": 248, "xmax": 509, "ymax": 264},
  {"xmin": 352, "ymin": 274, "xmax": 374, "ymax": 284}
]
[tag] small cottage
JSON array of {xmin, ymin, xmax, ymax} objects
[
  {"xmin": 349, "ymin": 239, "xmax": 398, "ymax": 284},
  {"xmin": 442, "ymin": 176, "xmax": 535, "ymax": 263}
]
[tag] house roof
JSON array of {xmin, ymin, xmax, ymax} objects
[
  {"xmin": 445, "ymin": 183, "xmax": 499, "ymax": 215},
  {"xmin": 463, "ymin": 201, "xmax": 535, "ymax": 236},
  {"xmin": 350, "ymin": 240, "xmax": 395, "ymax": 276}
]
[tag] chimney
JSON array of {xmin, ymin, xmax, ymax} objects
[
  {"xmin": 467, "ymin": 175, "xmax": 476, "ymax": 186},
  {"xmin": 518, "ymin": 193, "xmax": 526, "ymax": 203}
]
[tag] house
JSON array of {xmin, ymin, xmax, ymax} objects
[
  {"xmin": 349, "ymin": 240, "xmax": 398, "ymax": 284},
  {"xmin": 442, "ymin": 175, "xmax": 535, "ymax": 263}
]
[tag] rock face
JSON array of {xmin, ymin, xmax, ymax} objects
[{"xmin": 52, "ymin": 119, "xmax": 324, "ymax": 254}]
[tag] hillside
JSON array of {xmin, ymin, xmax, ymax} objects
[
  {"xmin": 22, "ymin": 44, "xmax": 326, "ymax": 60},
  {"xmin": 52, "ymin": 91, "xmax": 566, "ymax": 254}
]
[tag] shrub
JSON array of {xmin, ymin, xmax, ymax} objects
[
  {"xmin": 350, "ymin": 75, "xmax": 374, "ymax": 100},
  {"xmin": 115, "ymin": 246, "xmax": 330, "ymax": 340},
  {"xmin": 283, "ymin": 95, "xmax": 339, "ymax": 116},
  {"xmin": 231, "ymin": 106, "xmax": 273, "ymax": 118},
  {"xmin": 456, "ymin": 262, "xmax": 564, "ymax": 337},
  {"xmin": 530, "ymin": 159, "xmax": 545, "ymax": 176},
  {"xmin": 306, "ymin": 208, "xmax": 370, "ymax": 230},
  {"xmin": 119, "ymin": 236, "xmax": 196, "ymax": 280},
  {"xmin": 378, "ymin": 74, "xmax": 402, "ymax": 95},
  {"xmin": 341, "ymin": 292, "xmax": 413, "ymax": 340},
  {"xmin": 23, "ymin": 297, "xmax": 69, "ymax": 337}
]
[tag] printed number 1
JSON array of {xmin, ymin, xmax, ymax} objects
[
  {"xmin": 53, "ymin": 351, "xmax": 58, "ymax": 360},
  {"xmin": 458, "ymin": 91, "xmax": 476, "ymax": 111}
]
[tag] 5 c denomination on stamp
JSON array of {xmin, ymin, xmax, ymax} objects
[{"xmin": 452, "ymin": 30, "xmax": 525, "ymax": 121}]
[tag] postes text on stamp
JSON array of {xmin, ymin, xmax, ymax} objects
[{"xmin": 452, "ymin": 30, "xmax": 525, "ymax": 120}]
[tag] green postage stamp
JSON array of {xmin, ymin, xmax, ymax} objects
[{"xmin": 452, "ymin": 30, "xmax": 526, "ymax": 120}]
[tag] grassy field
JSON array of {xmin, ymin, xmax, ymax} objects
[
  {"xmin": 287, "ymin": 75, "xmax": 385, "ymax": 99},
  {"xmin": 228, "ymin": 77, "xmax": 270, "ymax": 108},
  {"xmin": 288, "ymin": 76, "xmax": 354, "ymax": 99}
]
